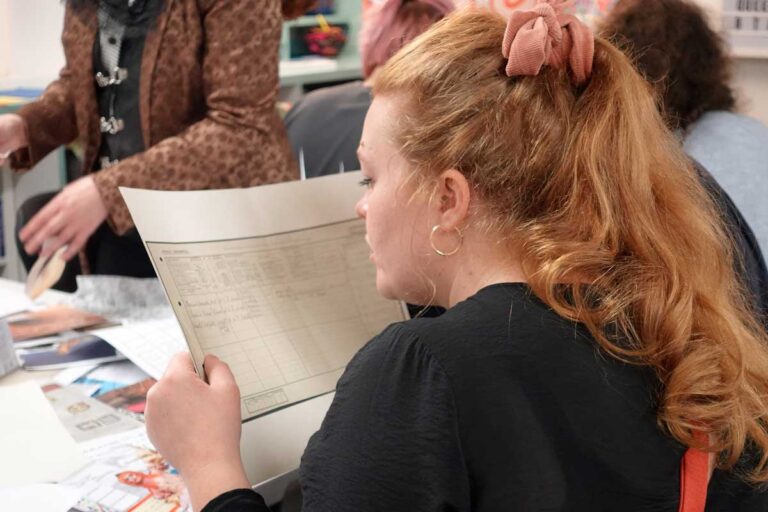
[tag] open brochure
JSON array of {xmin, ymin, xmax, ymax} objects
[
  {"xmin": 120, "ymin": 172, "xmax": 407, "ymax": 422},
  {"xmin": 62, "ymin": 429, "xmax": 190, "ymax": 512}
]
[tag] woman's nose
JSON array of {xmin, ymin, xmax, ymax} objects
[{"xmin": 355, "ymin": 197, "xmax": 368, "ymax": 219}]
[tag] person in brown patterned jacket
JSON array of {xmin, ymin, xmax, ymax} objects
[{"xmin": 0, "ymin": 0, "xmax": 314, "ymax": 290}]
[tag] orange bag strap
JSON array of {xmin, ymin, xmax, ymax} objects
[{"xmin": 678, "ymin": 432, "xmax": 714, "ymax": 512}]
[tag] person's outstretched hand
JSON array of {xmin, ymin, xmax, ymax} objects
[
  {"xmin": 146, "ymin": 353, "xmax": 250, "ymax": 511},
  {"xmin": 18, "ymin": 175, "xmax": 108, "ymax": 261},
  {"xmin": 0, "ymin": 114, "xmax": 28, "ymax": 166}
]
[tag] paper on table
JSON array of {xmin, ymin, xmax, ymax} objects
[
  {"xmin": 121, "ymin": 172, "xmax": 407, "ymax": 421},
  {"xmin": 0, "ymin": 321, "xmax": 20, "ymax": 378},
  {"xmin": 53, "ymin": 365, "xmax": 99, "ymax": 387},
  {"xmin": 83, "ymin": 360, "xmax": 151, "ymax": 386},
  {"xmin": 0, "ymin": 483, "xmax": 82, "ymax": 512},
  {"xmin": 62, "ymin": 429, "xmax": 190, "ymax": 512},
  {"xmin": 67, "ymin": 383, "xmax": 102, "ymax": 397},
  {"xmin": 0, "ymin": 285, "xmax": 33, "ymax": 318},
  {"xmin": 7, "ymin": 305, "xmax": 108, "ymax": 342},
  {"xmin": 92, "ymin": 317, "xmax": 187, "ymax": 380},
  {"xmin": 45, "ymin": 386, "xmax": 143, "ymax": 443},
  {"xmin": 0, "ymin": 381, "xmax": 86, "ymax": 485}
]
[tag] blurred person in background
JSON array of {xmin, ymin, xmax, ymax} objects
[
  {"xmin": 284, "ymin": 0, "xmax": 455, "ymax": 179},
  {"xmin": 0, "ymin": 0, "xmax": 315, "ymax": 290},
  {"xmin": 601, "ymin": 0, "xmax": 768, "ymax": 323}
]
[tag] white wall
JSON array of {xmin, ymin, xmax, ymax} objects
[
  {"xmin": 694, "ymin": 0, "xmax": 768, "ymax": 125},
  {"xmin": 733, "ymin": 59, "xmax": 768, "ymax": 124},
  {"xmin": 0, "ymin": 0, "xmax": 65, "ymax": 87},
  {"xmin": 0, "ymin": 1, "xmax": 10, "ymax": 77}
]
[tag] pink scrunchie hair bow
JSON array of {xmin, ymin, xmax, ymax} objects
[{"xmin": 502, "ymin": 0, "xmax": 595, "ymax": 85}]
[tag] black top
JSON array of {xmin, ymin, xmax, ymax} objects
[
  {"xmin": 693, "ymin": 160, "xmax": 768, "ymax": 327},
  {"xmin": 201, "ymin": 283, "xmax": 768, "ymax": 511},
  {"xmin": 94, "ymin": 8, "xmax": 149, "ymax": 169}
]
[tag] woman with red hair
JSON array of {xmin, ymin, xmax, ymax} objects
[{"xmin": 148, "ymin": 3, "xmax": 768, "ymax": 510}]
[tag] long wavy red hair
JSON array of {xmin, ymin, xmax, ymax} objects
[{"xmin": 375, "ymin": 8, "xmax": 768, "ymax": 482}]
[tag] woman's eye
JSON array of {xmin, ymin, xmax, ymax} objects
[{"xmin": 359, "ymin": 177, "xmax": 374, "ymax": 189}]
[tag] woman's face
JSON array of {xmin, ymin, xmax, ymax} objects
[{"xmin": 355, "ymin": 96, "xmax": 432, "ymax": 303}]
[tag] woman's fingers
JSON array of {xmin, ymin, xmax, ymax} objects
[{"xmin": 20, "ymin": 197, "xmax": 60, "ymax": 249}]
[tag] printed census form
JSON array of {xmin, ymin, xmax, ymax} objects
[
  {"xmin": 147, "ymin": 221, "xmax": 403, "ymax": 419},
  {"xmin": 121, "ymin": 172, "xmax": 407, "ymax": 421}
]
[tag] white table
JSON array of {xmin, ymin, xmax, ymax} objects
[{"xmin": 0, "ymin": 277, "xmax": 332, "ymax": 507}]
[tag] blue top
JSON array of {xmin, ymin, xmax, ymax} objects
[{"xmin": 684, "ymin": 111, "xmax": 768, "ymax": 256}]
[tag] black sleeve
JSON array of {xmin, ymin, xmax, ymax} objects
[
  {"xmin": 201, "ymin": 488, "xmax": 271, "ymax": 512},
  {"xmin": 706, "ymin": 466, "xmax": 768, "ymax": 511},
  {"xmin": 299, "ymin": 324, "xmax": 471, "ymax": 511},
  {"xmin": 693, "ymin": 159, "xmax": 768, "ymax": 328}
]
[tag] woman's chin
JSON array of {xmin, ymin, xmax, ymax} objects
[
  {"xmin": 375, "ymin": 280, "xmax": 398, "ymax": 301},
  {"xmin": 375, "ymin": 276, "xmax": 432, "ymax": 305},
  {"xmin": 374, "ymin": 271, "xmax": 404, "ymax": 301}
]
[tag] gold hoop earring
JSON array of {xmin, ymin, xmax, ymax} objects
[{"xmin": 430, "ymin": 225, "xmax": 463, "ymax": 257}]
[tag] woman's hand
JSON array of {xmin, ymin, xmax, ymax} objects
[
  {"xmin": 145, "ymin": 353, "xmax": 251, "ymax": 511},
  {"xmin": 18, "ymin": 175, "xmax": 108, "ymax": 261},
  {"xmin": 0, "ymin": 114, "xmax": 28, "ymax": 166}
]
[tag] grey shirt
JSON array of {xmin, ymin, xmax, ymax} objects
[
  {"xmin": 684, "ymin": 111, "xmax": 768, "ymax": 255},
  {"xmin": 284, "ymin": 81, "xmax": 371, "ymax": 179}
]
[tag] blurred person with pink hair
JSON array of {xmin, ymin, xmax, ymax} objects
[{"xmin": 284, "ymin": 0, "xmax": 455, "ymax": 179}]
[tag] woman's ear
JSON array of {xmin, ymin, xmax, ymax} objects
[{"xmin": 433, "ymin": 169, "xmax": 471, "ymax": 230}]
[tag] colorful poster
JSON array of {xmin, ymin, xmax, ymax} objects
[
  {"xmin": 63, "ymin": 430, "xmax": 190, "ymax": 512},
  {"xmin": 97, "ymin": 378, "xmax": 156, "ymax": 414}
]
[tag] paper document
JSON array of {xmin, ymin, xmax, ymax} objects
[
  {"xmin": 93, "ymin": 317, "xmax": 187, "ymax": 380},
  {"xmin": 0, "ymin": 484, "xmax": 82, "ymax": 512},
  {"xmin": 0, "ymin": 381, "xmax": 86, "ymax": 485},
  {"xmin": 7, "ymin": 305, "xmax": 108, "ymax": 342},
  {"xmin": 0, "ymin": 321, "xmax": 20, "ymax": 377},
  {"xmin": 45, "ymin": 386, "xmax": 143, "ymax": 442},
  {"xmin": 0, "ymin": 281, "xmax": 33, "ymax": 318},
  {"xmin": 63, "ymin": 429, "xmax": 190, "ymax": 511},
  {"xmin": 121, "ymin": 172, "xmax": 407, "ymax": 421}
]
